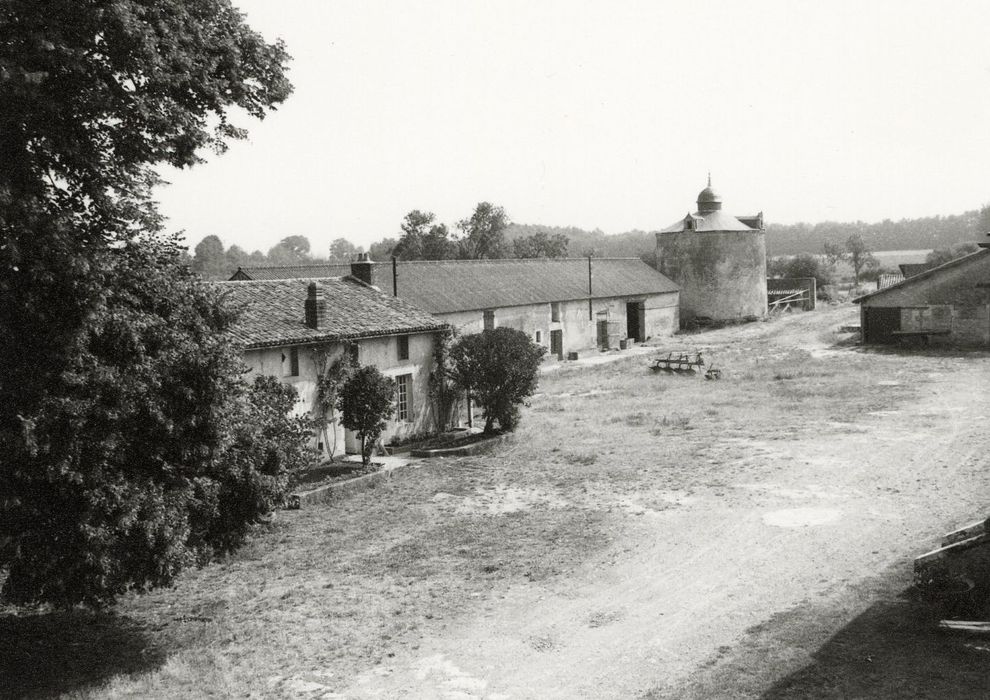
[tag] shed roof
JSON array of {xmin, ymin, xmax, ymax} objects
[
  {"xmin": 230, "ymin": 258, "xmax": 678, "ymax": 314},
  {"xmin": 217, "ymin": 277, "xmax": 448, "ymax": 349},
  {"xmin": 898, "ymin": 262, "xmax": 936, "ymax": 278},
  {"xmin": 854, "ymin": 247, "xmax": 990, "ymax": 304}
]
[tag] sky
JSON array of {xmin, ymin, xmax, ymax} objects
[{"xmin": 155, "ymin": 0, "xmax": 990, "ymax": 255}]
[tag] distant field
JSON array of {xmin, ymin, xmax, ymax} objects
[{"xmin": 872, "ymin": 249, "xmax": 931, "ymax": 265}]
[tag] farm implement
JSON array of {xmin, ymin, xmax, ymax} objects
[{"xmin": 649, "ymin": 352, "xmax": 721, "ymax": 379}]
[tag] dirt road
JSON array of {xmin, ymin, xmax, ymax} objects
[{"xmin": 343, "ymin": 307, "xmax": 990, "ymax": 699}]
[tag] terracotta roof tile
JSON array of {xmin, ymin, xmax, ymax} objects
[{"xmin": 216, "ymin": 277, "xmax": 448, "ymax": 349}]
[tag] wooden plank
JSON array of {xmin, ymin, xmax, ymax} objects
[
  {"xmin": 938, "ymin": 620, "xmax": 990, "ymax": 636},
  {"xmin": 914, "ymin": 532, "xmax": 990, "ymax": 570},
  {"xmin": 943, "ymin": 518, "xmax": 990, "ymax": 547}
]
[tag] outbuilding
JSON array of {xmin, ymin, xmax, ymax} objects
[{"xmin": 854, "ymin": 245, "xmax": 990, "ymax": 346}]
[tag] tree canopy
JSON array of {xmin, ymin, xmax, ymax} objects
[
  {"xmin": 449, "ymin": 328, "xmax": 545, "ymax": 434},
  {"xmin": 0, "ymin": 0, "xmax": 298, "ymax": 607}
]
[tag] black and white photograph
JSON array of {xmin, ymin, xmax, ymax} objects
[{"xmin": 2, "ymin": 1, "xmax": 989, "ymax": 697}]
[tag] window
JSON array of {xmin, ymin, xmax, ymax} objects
[
  {"xmin": 397, "ymin": 335, "xmax": 409, "ymax": 361},
  {"xmin": 535, "ymin": 330, "xmax": 542, "ymax": 343},
  {"xmin": 283, "ymin": 346, "xmax": 299, "ymax": 377},
  {"xmin": 551, "ymin": 302, "xmax": 560, "ymax": 322},
  {"xmin": 483, "ymin": 309, "xmax": 495, "ymax": 331},
  {"xmin": 349, "ymin": 344, "xmax": 359, "ymax": 365},
  {"xmin": 396, "ymin": 373, "xmax": 412, "ymax": 422}
]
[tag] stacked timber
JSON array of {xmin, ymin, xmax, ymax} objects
[{"xmin": 914, "ymin": 517, "xmax": 990, "ymax": 600}]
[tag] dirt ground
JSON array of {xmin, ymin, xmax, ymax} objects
[
  {"xmin": 10, "ymin": 304, "xmax": 989, "ymax": 699},
  {"xmin": 335, "ymin": 306, "xmax": 990, "ymax": 699}
]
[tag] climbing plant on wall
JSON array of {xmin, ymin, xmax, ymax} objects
[{"xmin": 312, "ymin": 342, "xmax": 357, "ymax": 459}]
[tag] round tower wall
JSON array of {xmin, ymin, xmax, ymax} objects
[{"xmin": 656, "ymin": 229, "xmax": 767, "ymax": 325}]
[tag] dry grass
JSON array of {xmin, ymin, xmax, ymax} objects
[{"xmin": 3, "ymin": 307, "xmax": 966, "ymax": 698}]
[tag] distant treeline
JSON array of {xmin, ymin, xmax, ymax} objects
[{"xmin": 189, "ymin": 206, "xmax": 988, "ymax": 280}]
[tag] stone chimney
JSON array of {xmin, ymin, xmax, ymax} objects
[
  {"xmin": 305, "ymin": 282, "xmax": 327, "ymax": 329},
  {"xmin": 350, "ymin": 252, "xmax": 374, "ymax": 286}
]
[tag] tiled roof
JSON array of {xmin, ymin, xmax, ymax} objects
[
  {"xmin": 898, "ymin": 262, "xmax": 936, "ymax": 278},
  {"xmin": 854, "ymin": 248, "xmax": 990, "ymax": 303},
  {"xmin": 658, "ymin": 210, "xmax": 760, "ymax": 233},
  {"xmin": 232, "ymin": 263, "xmax": 351, "ymax": 280},
  {"xmin": 217, "ymin": 277, "xmax": 448, "ymax": 349},
  {"xmin": 877, "ymin": 273, "xmax": 906, "ymax": 289},
  {"xmin": 230, "ymin": 258, "xmax": 679, "ymax": 314}
]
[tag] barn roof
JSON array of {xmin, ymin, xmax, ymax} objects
[
  {"xmin": 229, "ymin": 258, "xmax": 678, "ymax": 314},
  {"xmin": 853, "ymin": 247, "xmax": 990, "ymax": 304},
  {"xmin": 216, "ymin": 277, "xmax": 448, "ymax": 349},
  {"xmin": 231, "ymin": 263, "xmax": 351, "ymax": 280}
]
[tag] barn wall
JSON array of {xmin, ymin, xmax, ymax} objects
[
  {"xmin": 438, "ymin": 292, "xmax": 678, "ymax": 356},
  {"xmin": 656, "ymin": 229, "xmax": 767, "ymax": 324}
]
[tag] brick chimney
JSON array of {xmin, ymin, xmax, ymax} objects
[
  {"xmin": 350, "ymin": 252, "xmax": 374, "ymax": 286},
  {"xmin": 305, "ymin": 282, "xmax": 327, "ymax": 329}
]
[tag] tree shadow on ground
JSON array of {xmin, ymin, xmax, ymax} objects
[
  {"xmin": 762, "ymin": 590, "xmax": 990, "ymax": 699},
  {"xmin": 645, "ymin": 562, "xmax": 990, "ymax": 699},
  {"xmin": 0, "ymin": 609, "xmax": 165, "ymax": 698}
]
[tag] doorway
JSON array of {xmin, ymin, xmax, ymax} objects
[
  {"xmin": 626, "ymin": 301, "xmax": 645, "ymax": 342},
  {"xmin": 550, "ymin": 330, "xmax": 563, "ymax": 360}
]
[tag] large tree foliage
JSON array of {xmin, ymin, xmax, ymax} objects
[
  {"xmin": 0, "ymin": 1, "xmax": 294, "ymax": 607},
  {"xmin": 338, "ymin": 366, "xmax": 395, "ymax": 466},
  {"xmin": 449, "ymin": 328, "xmax": 545, "ymax": 434},
  {"xmin": 1, "ymin": 237, "xmax": 313, "ymax": 608},
  {"xmin": 926, "ymin": 242, "xmax": 980, "ymax": 267}
]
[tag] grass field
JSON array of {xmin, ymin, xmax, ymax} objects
[{"xmin": 3, "ymin": 304, "xmax": 989, "ymax": 698}]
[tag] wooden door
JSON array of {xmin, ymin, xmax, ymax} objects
[{"xmin": 550, "ymin": 330, "xmax": 563, "ymax": 360}]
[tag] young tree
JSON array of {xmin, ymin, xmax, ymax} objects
[
  {"xmin": 449, "ymin": 328, "xmax": 546, "ymax": 434},
  {"xmin": 338, "ymin": 366, "xmax": 396, "ymax": 465},
  {"xmin": 0, "ymin": 1, "xmax": 293, "ymax": 607},
  {"xmin": 456, "ymin": 202, "xmax": 510, "ymax": 259},
  {"xmin": 845, "ymin": 234, "xmax": 878, "ymax": 286}
]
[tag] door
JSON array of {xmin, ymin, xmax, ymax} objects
[
  {"xmin": 550, "ymin": 330, "xmax": 563, "ymax": 360},
  {"xmin": 596, "ymin": 320, "xmax": 610, "ymax": 351},
  {"xmin": 864, "ymin": 306, "xmax": 901, "ymax": 344}
]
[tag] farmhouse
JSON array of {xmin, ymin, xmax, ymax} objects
[
  {"xmin": 219, "ymin": 276, "xmax": 449, "ymax": 455},
  {"xmin": 655, "ymin": 178, "xmax": 767, "ymax": 326},
  {"xmin": 855, "ymin": 245, "xmax": 990, "ymax": 346},
  {"xmin": 232, "ymin": 256, "xmax": 680, "ymax": 359}
]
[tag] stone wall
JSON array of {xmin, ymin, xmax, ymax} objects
[{"xmin": 656, "ymin": 229, "xmax": 767, "ymax": 324}]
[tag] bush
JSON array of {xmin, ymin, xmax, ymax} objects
[
  {"xmin": 338, "ymin": 366, "xmax": 396, "ymax": 465},
  {"xmin": 449, "ymin": 327, "xmax": 546, "ymax": 434}
]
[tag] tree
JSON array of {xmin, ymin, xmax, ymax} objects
[
  {"xmin": 338, "ymin": 366, "xmax": 396, "ymax": 465},
  {"xmin": 456, "ymin": 202, "xmax": 510, "ymax": 259},
  {"xmin": 775, "ymin": 253, "xmax": 832, "ymax": 291},
  {"xmin": 512, "ymin": 231, "xmax": 569, "ymax": 258},
  {"xmin": 822, "ymin": 241, "xmax": 847, "ymax": 267},
  {"xmin": 368, "ymin": 237, "xmax": 398, "ymax": 261},
  {"xmin": 192, "ymin": 234, "xmax": 228, "ymax": 279},
  {"xmin": 268, "ymin": 235, "xmax": 312, "ymax": 265},
  {"xmin": 845, "ymin": 234, "xmax": 878, "ymax": 286},
  {"xmin": 328, "ymin": 237, "xmax": 360, "ymax": 263},
  {"xmin": 392, "ymin": 210, "xmax": 454, "ymax": 260},
  {"xmin": 926, "ymin": 242, "xmax": 980, "ymax": 267},
  {"xmin": 449, "ymin": 328, "xmax": 546, "ymax": 434},
  {"xmin": 0, "ymin": 0, "xmax": 293, "ymax": 607},
  {"xmin": 1, "ymin": 236, "xmax": 313, "ymax": 608}
]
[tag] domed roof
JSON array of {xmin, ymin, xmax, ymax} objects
[{"xmin": 696, "ymin": 174, "xmax": 722, "ymax": 213}]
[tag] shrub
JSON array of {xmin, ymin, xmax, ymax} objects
[
  {"xmin": 449, "ymin": 327, "xmax": 546, "ymax": 434},
  {"xmin": 338, "ymin": 366, "xmax": 396, "ymax": 465}
]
